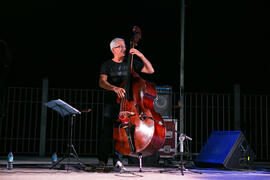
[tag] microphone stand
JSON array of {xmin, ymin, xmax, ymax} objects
[
  {"xmin": 146, "ymin": 117, "xmax": 201, "ymax": 175},
  {"xmin": 179, "ymin": 133, "xmax": 192, "ymax": 175}
]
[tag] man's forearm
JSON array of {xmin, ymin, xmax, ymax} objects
[
  {"xmin": 140, "ymin": 55, "xmax": 154, "ymax": 74},
  {"xmin": 99, "ymin": 79, "xmax": 116, "ymax": 91}
]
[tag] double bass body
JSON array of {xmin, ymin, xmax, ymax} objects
[{"xmin": 113, "ymin": 71, "xmax": 166, "ymax": 157}]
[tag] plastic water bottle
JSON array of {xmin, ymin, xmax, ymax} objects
[
  {"xmin": 52, "ymin": 152, "xmax": 57, "ymax": 164},
  {"xmin": 7, "ymin": 152, "xmax": 14, "ymax": 170}
]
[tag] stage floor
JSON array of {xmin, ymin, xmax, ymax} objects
[{"xmin": 1, "ymin": 156, "xmax": 270, "ymax": 180}]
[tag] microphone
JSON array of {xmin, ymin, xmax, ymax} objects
[
  {"xmin": 179, "ymin": 133, "xmax": 192, "ymax": 141},
  {"xmin": 185, "ymin": 135, "xmax": 192, "ymax": 141}
]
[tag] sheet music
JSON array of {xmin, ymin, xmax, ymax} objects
[{"xmin": 45, "ymin": 99, "xmax": 81, "ymax": 117}]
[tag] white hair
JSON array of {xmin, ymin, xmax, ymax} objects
[{"xmin": 110, "ymin": 38, "xmax": 125, "ymax": 51}]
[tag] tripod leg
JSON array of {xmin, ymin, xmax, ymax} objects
[
  {"xmin": 50, "ymin": 155, "xmax": 66, "ymax": 169},
  {"xmin": 50, "ymin": 142, "xmax": 72, "ymax": 170},
  {"xmin": 71, "ymin": 144, "xmax": 80, "ymax": 159},
  {"xmin": 180, "ymin": 152, "xmax": 184, "ymax": 175},
  {"xmin": 70, "ymin": 144, "xmax": 86, "ymax": 168}
]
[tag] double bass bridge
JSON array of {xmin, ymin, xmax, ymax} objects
[{"xmin": 118, "ymin": 111, "xmax": 135, "ymax": 127}]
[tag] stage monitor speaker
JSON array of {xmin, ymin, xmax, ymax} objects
[
  {"xmin": 194, "ymin": 131, "xmax": 255, "ymax": 169},
  {"xmin": 154, "ymin": 86, "xmax": 172, "ymax": 119}
]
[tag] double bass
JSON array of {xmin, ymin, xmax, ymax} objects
[{"xmin": 113, "ymin": 26, "xmax": 166, "ymax": 162}]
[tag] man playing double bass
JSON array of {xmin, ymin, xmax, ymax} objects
[{"xmin": 98, "ymin": 37, "xmax": 154, "ymax": 170}]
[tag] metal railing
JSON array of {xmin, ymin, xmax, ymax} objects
[{"xmin": 0, "ymin": 84, "xmax": 269, "ymax": 161}]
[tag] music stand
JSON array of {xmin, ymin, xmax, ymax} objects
[{"xmin": 45, "ymin": 99, "xmax": 86, "ymax": 171}]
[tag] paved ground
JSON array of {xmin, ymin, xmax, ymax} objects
[{"xmin": 1, "ymin": 156, "xmax": 270, "ymax": 180}]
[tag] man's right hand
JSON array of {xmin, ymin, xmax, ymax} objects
[{"xmin": 113, "ymin": 87, "xmax": 126, "ymax": 98}]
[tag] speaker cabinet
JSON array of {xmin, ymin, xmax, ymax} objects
[
  {"xmin": 158, "ymin": 119, "xmax": 178, "ymax": 158},
  {"xmin": 194, "ymin": 131, "xmax": 255, "ymax": 169},
  {"xmin": 154, "ymin": 86, "xmax": 172, "ymax": 119}
]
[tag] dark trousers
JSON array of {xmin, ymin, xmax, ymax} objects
[{"xmin": 98, "ymin": 103, "xmax": 123, "ymax": 166}]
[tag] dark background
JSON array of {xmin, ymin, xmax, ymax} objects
[{"xmin": 1, "ymin": 0, "xmax": 270, "ymax": 93}]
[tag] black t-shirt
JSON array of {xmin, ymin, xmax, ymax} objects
[{"xmin": 100, "ymin": 58, "xmax": 143, "ymax": 102}]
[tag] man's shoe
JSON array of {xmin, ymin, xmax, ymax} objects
[
  {"xmin": 84, "ymin": 161, "xmax": 106, "ymax": 172},
  {"xmin": 114, "ymin": 161, "xmax": 127, "ymax": 172},
  {"xmin": 97, "ymin": 161, "xmax": 106, "ymax": 170}
]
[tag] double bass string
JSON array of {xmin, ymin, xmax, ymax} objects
[{"xmin": 119, "ymin": 89, "xmax": 129, "ymax": 150}]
